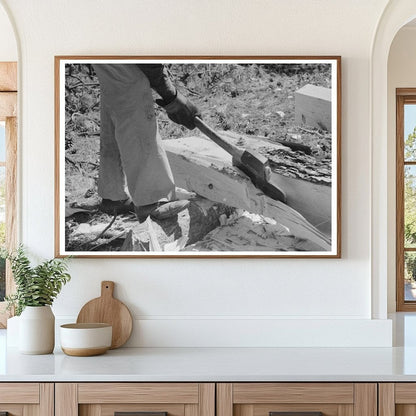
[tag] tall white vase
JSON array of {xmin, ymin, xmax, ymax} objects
[{"xmin": 19, "ymin": 306, "xmax": 55, "ymax": 354}]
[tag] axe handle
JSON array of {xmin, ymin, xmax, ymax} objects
[
  {"xmin": 194, "ymin": 117, "xmax": 286, "ymax": 202},
  {"xmin": 194, "ymin": 117, "xmax": 244, "ymax": 161}
]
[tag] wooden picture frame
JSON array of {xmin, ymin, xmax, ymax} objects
[{"xmin": 55, "ymin": 56, "xmax": 341, "ymax": 258}]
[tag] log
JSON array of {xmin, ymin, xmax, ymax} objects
[
  {"xmin": 164, "ymin": 136, "xmax": 331, "ymax": 251},
  {"xmin": 219, "ymin": 130, "xmax": 332, "ymax": 233},
  {"xmin": 295, "ymin": 84, "xmax": 332, "ymax": 131}
]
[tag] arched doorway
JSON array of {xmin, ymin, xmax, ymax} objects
[{"xmin": 371, "ymin": 1, "xmax": 416, "ymax": 319}]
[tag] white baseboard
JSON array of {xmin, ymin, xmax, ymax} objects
[{"xmin": 54, "ymin": 317, "xmax": 392, "ymax": 348}]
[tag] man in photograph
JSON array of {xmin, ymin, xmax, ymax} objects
[{"xmin": 93, "ymin": 64, "xmax": 200, "ymax": 222}]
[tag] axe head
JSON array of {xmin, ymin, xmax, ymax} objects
[{"xmin": 233, "ymin": 150, "xmax": 287, "ymax": 203}]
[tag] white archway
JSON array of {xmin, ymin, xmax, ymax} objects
[
  {"xmin": 371, "ymin": 0, "xmax": 416, "ymax": 319},
  {"xmin": 0, "ymin": 1, "xmax": 18, "ymax": 62}
]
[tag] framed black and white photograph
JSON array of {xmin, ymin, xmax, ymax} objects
[{"xmin": 55, "ymin": 56, "xmax": 341, "ymax": 258}]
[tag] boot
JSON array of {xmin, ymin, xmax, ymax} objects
[
  {"xmin": 99, "ymin": 198, "xmax": 134, "ymax": 214},
  {"xmin": 135, "ymin": 200, "xmax": 190, "ymax": 223}
]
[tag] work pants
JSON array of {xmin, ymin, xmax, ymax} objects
[{"xmin": 94, "ymin": 64, "xmax": 175, "ymax": 207}]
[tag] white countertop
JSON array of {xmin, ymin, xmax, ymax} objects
[
  {"xmin": 2, "ymin": 313, "xmax": 416, "ymax": 382},
  {"xmin": 2, "ymin": 345, "xmax": 416, "ymax": 382}
]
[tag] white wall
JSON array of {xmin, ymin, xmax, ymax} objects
[
  {"xmin": 0, "ymin": 3, "xmax": 16, "ymax": 61},
  {"xmin": 0, "ymin": 0, "xmax": 394, "ymax": 347},
  {"xmin": 387, "ymin": 26, "xmax": 416, "ymax": 312}
]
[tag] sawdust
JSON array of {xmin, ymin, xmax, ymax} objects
[{"xmin": 185, "ymin": 210, "xmax": 325, "ymax": 252}]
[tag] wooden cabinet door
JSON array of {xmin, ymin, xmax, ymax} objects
[
  {"xmin": 379, "ymin": 383, "xmax": 416, "ymax": 416},
  {"xmin": 217, "ymin": 383, "xmax": 377, "ymax": 416},
  {"xmin": 55, "ymin": 383, "xmax": 215, "ymax": 416},
  {"xmin": 0, "ymin": 383, "xmax": 53, "ymax": 416}
]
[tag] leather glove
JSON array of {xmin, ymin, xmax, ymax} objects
[{"xmin": 157, "ymin": 92, "xmax": 201, "ymax": 130}]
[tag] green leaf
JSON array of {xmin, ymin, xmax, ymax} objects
[{"xmin": 5, "ymin": 246, "xmax": 71, "ymax": 315}]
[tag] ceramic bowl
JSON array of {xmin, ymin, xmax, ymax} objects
[{"xmin": 60, "ymin": 323, "xmax": 112, "ymax": 356}]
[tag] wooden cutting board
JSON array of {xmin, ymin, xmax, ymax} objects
[{"xmin": 76, "ymin": 281, "xmax": 133, "ymax": 349}]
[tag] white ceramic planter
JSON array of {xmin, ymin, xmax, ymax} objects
[
  {"xmin": 6, "ymin": 315, "xmax": 20, "ymax": 347},
  {"xmin": 19, "ymin": 306, "xmax": 55, "ymax": 354}
]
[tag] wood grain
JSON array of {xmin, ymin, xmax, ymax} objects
[
  {"xmin": 397, "ymin": 93, "xmax": 406, "ymax": 311},
  {"xmin": 0, "ymin": 62, "xmax": 17, "ymax": 92},
  {"xmin": 23, "ymin": 385, "xmax": 51, "ymax": 415},
  {"xmin": 396, "ymin": 90, "xmax": 416, "ymax": 311},
  {"xmin": 185, "ymin": 403, "xmax": 199, "ymax": 416},
  {"xmin": 338, "ymin": 404, "xmax": 354, "ymax": 416},
  {"xmin": 98, "ymin": 403, "xmax": 185, "ymax": 416},
  {"xmin": 78, "ymin": 383, "xmax": 199, "ymax": 404},
  {"xmin": 77, "ymin": 281, "xmax": 133, "ymax": 349},
  {"xmin": 252, "ymin": 404, "xmax": 338, "ymax": 416},
  {"xmin": 235, "ymin": 404, "xmax": 253, "ymax": 416},
  {"xmin": 39, "ymin": 383, "xmax": 54, "ymax": 416},
  {"xmin": 79, "ymin": 404, "xmax": 101, "ymax": 416},
  {"xmin": 56, "ymin": 55, "xmax": 341, "ymax": 62},
  {"xmin": 232, "ymin": 383, "xmax": 353, "ymax": 404},
  {"xmin": 0, "ymin": 116, "xmax": 17, "ymax": 327},
  {"xmin": 5, "ymin": 116, "xmax": 17, "ymax": 295},
  {"xmin": 379, "ymin": 383, "xmax": 395, "ymax": 416},
  {"xmin": 395, "ymin": 383, "xmax": 416, "ymax": 403},
  {"xmin": 397, "ymin": 404, "xmax": 416, "ymax": 416},
  {"xmin": 397, "ymin": 88, "xmax": 416, "ymax": 96},
  {"xmin": 217, "ymin": 384, "xmax": 233, "ymax": 416},
  {"xmin": 55, "ymin": 383, "xmax": 78, "ymax": 416},
  {"xmin": 217, "ymin": 130, "xmax": 332, "ymax": 231},
  {"xmin": 0, "ymin": 383, "xmax": 39, "ymax": 403},
  {"xmin": 54, "ymin": 56, "xmax": 61, "ymax": 258},
  {"xmin": 199, "ymin": 384, "xmax": 215, "ymax": 416},
  {"xmin": 22, "ymin": 406, "xmax": 33, "ymax": 416},
  {"xmin": 165, "ymin": 137, "xmax": 331, "ymax": 253},
  {"xmin": 336, "ymin": 56, "xmax": 342, "ymax": 258},
  {"xmin": 0, "ymin": 61, "xmax": 18, "ymax": 326},
  {"xmin": 354, "ymin": 383, "xmax": 377, "ymax": 416},
  {"xmin": 0, "ymin": 405, "xmax": 24, "ymax": 416},
  {"xmin": 0, "ymin": 92, "xmax": 16, "ymax": 121}
]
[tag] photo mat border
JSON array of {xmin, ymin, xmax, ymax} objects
[{"xmin": 54, "ymin": 56, "xmax": 341, "ymax": 258}]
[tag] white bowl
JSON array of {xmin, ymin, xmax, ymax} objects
[{"xmin": 60, "ymin": 323, "xmax": 112, "ymax": 356}]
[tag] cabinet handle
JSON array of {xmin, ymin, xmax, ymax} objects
[
  {"xmin": 115, "ymin": 412, "xmax": 167, "ymax": 416},
  {"xmin": 270, "ymin": 413, "xmax": 323, "ymax": 416}
]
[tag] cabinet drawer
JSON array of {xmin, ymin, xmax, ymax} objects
[
  {"xmin": 379, "ymin": 383, "xmax": 416, "ymax": 415},
  {"xmin": 78, "ymin": 383, "xmax": 200, "ymax": 404},
  {"xmin": 218, "ymin": 383, "xmax": 376, "ymax": 416},
  {"xmin": 56, "ymin": 383, "xmax": 215, "ymax": 416},
  {"xmin": 0, "ymin": 383, "xmax": 53, "ymax": 415}
]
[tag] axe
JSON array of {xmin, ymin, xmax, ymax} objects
[{"xmin": 194, "ymin": 116, "xmax": 287, "ymax": 203}]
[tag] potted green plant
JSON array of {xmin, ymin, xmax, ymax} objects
[{"xmin": 5, "ymin": 246, "xmax": 71, "ymax": 354}]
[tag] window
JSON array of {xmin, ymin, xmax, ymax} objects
[
  {"xmin": 397, "ymin": 89, "xmax": 416, "ymax": 311},
  {"xmin": 0, "ymin": 62, "xmax": 17, "ymax": 326},
  {"xmin": 0, "ymin": 122, "xmax": 6, "ymax": 299}
]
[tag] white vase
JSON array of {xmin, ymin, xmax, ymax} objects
[
  {"xmin": 19, "ymin": 306, "xmax": 55, "ymax": 354},
  {"xmin": 6, "ymin": 315, "xmax": 20, "ymax": 347}
]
